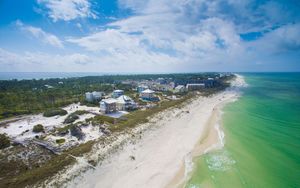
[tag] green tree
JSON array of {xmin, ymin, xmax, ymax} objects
[{"xmin": 33, "ymin": 124, "xmax": 44, "ymax": 133}]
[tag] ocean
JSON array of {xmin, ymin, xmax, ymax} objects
[
  {"xmin": 186, "ymin": 73, "xmax": 300, "ymax": 188},
  {"xmin": 0, "ymin": 72, "xmax": 109, "ymax": 80}
]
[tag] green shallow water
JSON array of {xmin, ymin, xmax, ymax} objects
[{"xmin": 186, "ymin": 73, "xmax": 300, "ymax": 188}]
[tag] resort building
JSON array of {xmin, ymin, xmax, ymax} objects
[
  {"xmin": 186, "ymin": 83, "xmax": 205, "ymax": 91},
  {"xmin": 174, "ymin": 85, "xmax": 186, "ymax": 93},
  {"xmin": 99, "ymin": 98, "xmax": 117, "ymax": 114},
  {"xmin": 140, "ymin": 89, "xmax": 159, "ymax": 101},
  {"xmin": 85, "ymin": 91, "xmax": 104, "ymax": 102},
  {"xmin": 112, "ymin": 89, "xmax": 124, "ymax": 98},
  {"xmin": 85, "ymin": 92, "xmax": 94, "ymax": 102},
  {"xmin": 204, "ymin": 78, "xmax": 216, "ymax": 88},
  {"xmin": 116, "ymin": 95, "xmax": 137, "ymax": 111}
]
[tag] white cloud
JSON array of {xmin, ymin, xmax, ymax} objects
[
  {"xmin": 0, "ymin": 47, "xmax": 181, "ymax": 72},
  {"xmin": 0, "ymin": 48, "xmax": 94, "ymax": 71},
  {"xmin": 0, "ymin": 48, "xmax": 23, "ymax": 67},
  {"xmin": 248, "ymin": 23, "xmax": 300, "ymax": 53},
  {"xmin": 16, "ymin": 20, "xmax": 64, "ymax": 48},
  {"xmin": 67, "ymin": 29, "xmax": 141, "ymax": 52},
  {"xmin": 66, "ymin": 0, "xmax": 247, "ymax": 70},
  {"xmin": 67, "ymin": 28, "xmax": 182, "ymax": 71},
  {"xmin": 37, "ymin": 0, "xmax": 97, "ymax": 22}
]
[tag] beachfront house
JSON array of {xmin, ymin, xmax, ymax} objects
[
  {"xmin": 186, "ymin": 83, "xmax": 205, "ymax": 91},
  {"xmin": 174, "ymin": 85, "xmax": 186, "ymax": 93},
  {"xmin": 99, "ymin": 98, "xmax": 117, "ymax": 114},
  {"xmin": 112, "ymin": 89, "xmax": 124, "ymax": 98},
  {"xmin": 140, "ymin": 89, "xmax": 159, "ymax": 101},
  {"xmin": 116, "ymin": 95, "xmax": 137, "ymax": 111}
]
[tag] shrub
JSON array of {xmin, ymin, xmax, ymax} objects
[
  {"xmin": 63, "ymin": 111, "xmax": 88, "ymax": 124},
  {"xmin": 73, "ymin": 110, "xmax": 88, "ymax": 115},
  {"xmin": 55, "ymin": 138, "xmax": 65, "ymax": 144},
  {"xmin": 70, "ymin": 125, "xmax": 84, "ymax": 140},
  {"xmin": 56, "ymin": 125, "xmax": 71, "ymax": 136},
  {"xmin": 0, "ymin": 133, "xmax": 10, "ymax": 149},
  {"xmin": 33, "ymin": 124, "xmax": 44, "ymax": 133},
  {"xmin": 43, "ymin": 108, "xmax": 67, "ymax": 117},
  {"xmin": 87, "ymin": 115, "xmax": 115, "ymax": 125},
  {"xmin": 64, "ymin": 114, "xmax": 79, "ymax": 124}
]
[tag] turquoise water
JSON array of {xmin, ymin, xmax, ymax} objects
[{"xmin": 186, "ymin": 73, "xmax": 300, "ymax": 188}]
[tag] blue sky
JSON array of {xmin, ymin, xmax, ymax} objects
[{"xmin": 0, "ymin": 0, "xmax": 299, "ymax": 72}]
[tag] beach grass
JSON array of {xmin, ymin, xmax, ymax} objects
[
  {"xmin": 109, "ymin": 94, "xmax": 194, "ymax": 133},
  {"xmin": 0, "ymin": 141, "xmax": 95, "ymax": 188}
]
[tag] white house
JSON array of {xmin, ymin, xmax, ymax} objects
[
  {"xmin": 99, "ymin": 98, "xmax": 117, "ymax": 114},
  {"xmin": 112, "ymin": 89, "xmax": 124, "ymax": 98},
  {"xmin": 86, "ymin": 91, "xmax": 103, "ymax": 102},
  {"xmin": 116, "ymin": 95, "xmax": 137, "ymax": 111},
  {"xmin": 137, "ymin": 85, "xmax": 149, "ymax": 93},
  {"xmin": 140, "ymin": 89, "xmax": 159, "ymax": 101},
  {"xmin": 92, "ymin": 91, "xmax": 102, "ymax": 100},
  {"xmin": 85, "ymin": 92, "xmax": 94, "ymax": 102},
  {"xmin": 174, "ymin": 85, "xmax": 186, "ymax": 93}
]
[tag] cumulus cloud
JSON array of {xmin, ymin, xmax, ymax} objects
[
  {"xmin": 0, "ymin": 47, "xmax": 180, "ymax": 72},
  {"xmin": 37, "ymin": 0, "xmax": 97, "ymax": 22},
  {"xmin": 66, "ymin": 0, "xmax": 248, "ymax": 70},
  {"xmin": 252, "ymin": 23, "xmax": 300, "ymax": 53},
  {"xmin": 67, "ymin": 29, "xmax": 141, "ymax": 52},
  {"xmin": 16, "ymin": 20, "xmax": 64, "ymax": 48}
]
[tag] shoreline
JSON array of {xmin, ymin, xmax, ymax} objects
[
  {"xmin": 167, "ymin": 89, "xmax": 238, "ymax": 188},
  {"xmin": 44, "ymin": 75, "xmax": 246, "ymax": 188},
  {"xmin": 168, "ymin": 74, "xmax": 247, "ymax": 188}
]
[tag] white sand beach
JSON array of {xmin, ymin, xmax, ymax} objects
[{"xmin": 54, "ymin": 75, "xmax": 247, "ymax": 188}]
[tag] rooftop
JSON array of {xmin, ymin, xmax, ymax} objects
[
  {"xmin": 175, "ymin": 85, "xmax": 185, "ymax": 89},
  {"xmin": 187, "ymin": 83, "xmax": 205, "ymax": 86},
  {"xmin": 117, "ymin": 95, "xmax": 133, "ymax": 103},
  {"xmin": 141, "ymin": 89, "xmax": 155, "ymax": 94},
  {"xmin": 101, "ymin": 98, "xmax": 117, "ymax": 104},
  {"xmin": 113, "ymin": 89, "xmax": 124, "ymax": 93}
]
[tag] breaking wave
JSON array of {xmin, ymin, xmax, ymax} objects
[{"xmin": 206, "ymin": 150, "xmax": 236, "ymax": 171}]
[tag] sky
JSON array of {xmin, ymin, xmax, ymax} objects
[{"xmin": 0, "ymin": 0, "xmax": 300, "ymax": 73}]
